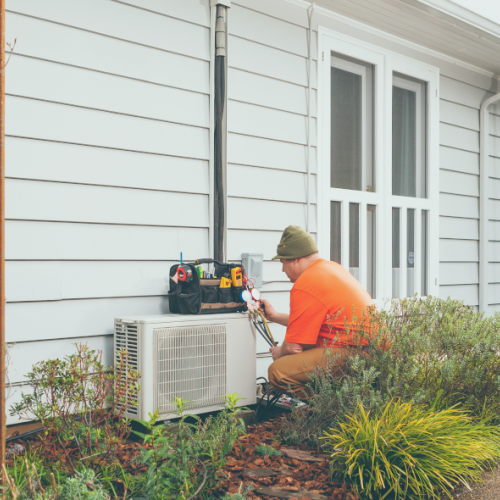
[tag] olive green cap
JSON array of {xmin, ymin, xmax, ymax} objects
[{"xmin": 272, "ymin": 225, "xmax": 319, "ymax": 260}]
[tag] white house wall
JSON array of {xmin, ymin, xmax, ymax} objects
[
  {"xmin": 4, "ymin": 0, "xmax": 212, "ymax": 423},
  {"xmin": 5, "ymin": 0, "xmax": 500, "ymax": 422}
]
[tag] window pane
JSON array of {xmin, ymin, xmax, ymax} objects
[
  {"xmin": 407, "ymin": 209, "xmax": 415, "ymax": 297},
  {"xmin": 422, "ymin": 210, "xmax": 428, "ymax": 296},
  {"xmin": 349, "ymin": 203, "xmax": 360, "ymax": 281},
  {"xmin": 331, "ymin": 53, "xmax": 374, "ymax": 192},
  {"xmin": 367, "ymin": 205, "xmax": 376, "ymax": 299},
  {"xmin": 330, "ymin": 201, "xmax": 341, "ymax": 263},
  {"xmin": 392, "ymin": 208, "xmax": 400, "ymax": 298},
  {"xmin": 392, "ymin": 73, "xmax": 427, "ymax": 198}
]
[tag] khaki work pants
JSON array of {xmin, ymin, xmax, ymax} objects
[{"xmin": 267, "ymin": 347, "xmax": 351, "ymax": 400}]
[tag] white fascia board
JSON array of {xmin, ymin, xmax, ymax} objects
[
  {"xmin": 400, "ymin": 0, "xmax": 500, "ymax": 42},
  {"xmin": 211, "ymin": 0, "xmax": 231, "ymax": 7}
]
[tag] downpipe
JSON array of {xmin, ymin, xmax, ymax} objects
[{"xmin": 479, "ymin": 91, "xmax": 500, "ymax": 313}]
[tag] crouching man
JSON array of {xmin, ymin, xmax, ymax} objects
[{"xmin": 261, "ymin": 225, "xmax": 374, "ymax": 400}]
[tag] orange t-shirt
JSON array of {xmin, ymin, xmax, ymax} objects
[{"xmin": 284, "ymin": 259, "xmax": 374, "ymax": 348}]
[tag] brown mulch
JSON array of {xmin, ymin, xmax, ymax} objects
[
  {"xmin": 214, "ymin": 416, "xmax": 358, "ymax": 500},
  {"xmin": 6, "ymin": 415, "xmax": 358, "ymax": 500}
]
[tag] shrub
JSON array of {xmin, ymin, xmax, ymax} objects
[
  {"xmin": 133, "ymin": 394, "xmax": 246, "ymax": 500},
  {"xmin": 362, "ymin": 296, "xmax": 500, "ymax": 418},
  {"xmin": 59, "ymin": 469, "xmax": 109, "ymax": 500},
  {"xmin": 256, "ymin": 444, "xmax": 282, "ymax": 457},
  {"xmin": 1, "ymin": 461, "xmax": 108, "ymax": 500},
  {"xmin": 322, "ymin": 400, "xmax": 500, "ymax": 500},
  {"xmin": 10, "ymin": 343, "xmax": 140, "ymax": 474}
]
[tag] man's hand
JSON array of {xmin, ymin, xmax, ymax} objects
[
  {"xmin": 261, "ymin": 299, "xmax": 276, "ymax": 321},
  {"xmin": 269, "ymin": 345, "xmax": 281, "ymax": 361},
  {"xmin": 269, "ymin": 341, "xmax": 313, "ymax": 362},
  {"xmin": 261, "ymin": 299, "xmax": 289, "ymax": 327}
]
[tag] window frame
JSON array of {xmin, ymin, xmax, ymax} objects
[{"xmin": 317, "ymin": 28, "xmax": 440, "ymax": 305}]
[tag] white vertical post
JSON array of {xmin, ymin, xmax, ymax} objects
[
  {"xmin": 360, "ymin": 202, "xmax": 367, "ymax": 288},
  {"xmin": 415, "ymin": 207, "xmax": 422, "ymax": 297},
  {"xmin": 341, "ymin": 200, "xmax": 349, "ymax": 270},
  {"xmin": 400, "ymin": 207, "xmax": 407, "ymax": 298}
]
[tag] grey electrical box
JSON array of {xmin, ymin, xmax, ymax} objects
[{"xmin": 241, "ymin": 253, "xmax": 263, "ymax": 288}]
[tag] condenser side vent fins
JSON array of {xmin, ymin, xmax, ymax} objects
[{"xmin": 114, "ymin": 322, "xmax": 140, "ymax": 416}]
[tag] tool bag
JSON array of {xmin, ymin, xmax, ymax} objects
[{"xmin": 168, "ymin": 259, "xmax": 247, "ymax": 315}]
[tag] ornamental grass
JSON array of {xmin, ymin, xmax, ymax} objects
[{"xmin": 322, "ymin": 400, "xmax": 500, "ymax": 500}]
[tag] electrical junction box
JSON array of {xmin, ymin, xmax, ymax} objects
[{"xmin": 242, "ymin": 253, "xmax": 263, "ymax": 288}]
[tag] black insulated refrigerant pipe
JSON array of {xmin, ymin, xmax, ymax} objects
[{"xmin": 214, "ymin": 5, "xmax": 226, "ymax": 263}]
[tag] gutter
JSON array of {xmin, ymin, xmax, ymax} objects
[{"xmin": 479, "ymin": 91, "xmax": 500, "ymax": 313}]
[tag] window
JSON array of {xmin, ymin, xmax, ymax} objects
[
  {"xmin": 318, "ymin": 31, "xmax": 439, "ymax": 303},
  {"xmin": 330, "ymin": 53, "xmax": 374, "ymax": 192}
]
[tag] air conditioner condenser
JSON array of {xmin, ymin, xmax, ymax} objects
[{"xmin": 114, "ymin": 312, "xmax": 256, "ymax": 421}]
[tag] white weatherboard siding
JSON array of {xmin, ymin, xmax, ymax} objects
[
  {"xmin": 227, "ymin": 2, "xmax": 318, "ymax": 374},
  {"xmin": 4, "ymin": 0, "xmax": 212, "ymax": 424}
]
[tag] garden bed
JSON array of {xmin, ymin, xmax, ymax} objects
[
  {"xmin": 6, "ymin": 297, "xmax": 500, "ymax": 500},
  {"xmin": 5, "ymin": 411, "xmax": 358, "ymax": 500}
]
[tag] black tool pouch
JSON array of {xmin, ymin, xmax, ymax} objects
[{"xmin": 168, "ymin": 259, "xmax": 247, "ymax": 315}]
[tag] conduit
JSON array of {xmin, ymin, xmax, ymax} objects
[
  {"xmin": 305, "ymin": 3, "xmax": 315, "ymax": 233},
  {"xmin": 479, "ymin": 91, "xmax": 500, "ymax": 313},
  {"xmin": 0, "ymin": 0, "xmax": 6, "ymax": 470},
  {"xmin": 213, "ymin": 3, "xmax": 228, "ymax": 263}
]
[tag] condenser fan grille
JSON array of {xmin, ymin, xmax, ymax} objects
[
  {"xmin": 155, "ymin": 324, "xmax": 227, "ymax": 415},
  {"xmin": 114, "ymin": 322, "xmax": 139, "ymax": 416}
]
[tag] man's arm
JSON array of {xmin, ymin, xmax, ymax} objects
[
  {"xmin": 269, "ymin": 340, "xmax": 316, "ymax": 361},
  {"xmin": 261, "ymin": 299, "xmax": 289, "ymax": 326}
]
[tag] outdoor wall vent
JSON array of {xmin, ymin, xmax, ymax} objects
[{"xmin": 114, "ymin": 313, "xmax": 256, "ymax": 421}]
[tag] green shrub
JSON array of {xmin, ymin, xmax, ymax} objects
[
  {"xmin": 132, "ymin": 394, "xmax": 246, "ymax": 500},
  {"xmin": 362, "ymin": 297, "xmax": 500, "ymax": 418},
  {"xmin": 322, "ymin": 400, "xmax": 500, "ymax": 500},
  {"xmin": 59, "ymin": 469, "xmax": 109, "ymax": 500},
  {"xmin": 10, "ymin": 343, "xmax": 140, "ymax": 474},
  {"xmin": 256, "ymin": 444, "xmax": 282, "ymax": 457}
]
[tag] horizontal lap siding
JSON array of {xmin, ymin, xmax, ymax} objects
[
  {"xmin": 5, "ymin": 0, "xmax": 211, "ymax": 423},
  {"xmin": 439, "ymin": 76, "xmax": 491, "ymax": 308},
  {"xmin": 228, "ymin": 3, "xmax": 317, "ymax": 368}
]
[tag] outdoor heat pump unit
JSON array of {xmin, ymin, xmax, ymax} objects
[{"xmin": 114, "ymin": 313, "xmax": 256, "ymax": 421}]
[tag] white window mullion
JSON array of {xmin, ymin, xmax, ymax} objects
[
  {"xmin": 341, "ymin": 200, "xmax": 350, "ymax": 271},
  {"xmin": 400, "ymin": 207, "xmax": 407, "ymax": 299},
  {"xmin": 360, "ymin": 202, "xmax": 368, "ymax": 288},
  {"xmin": 414, "ymin": 208, "xmax": 422, "ymax": 296}
]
